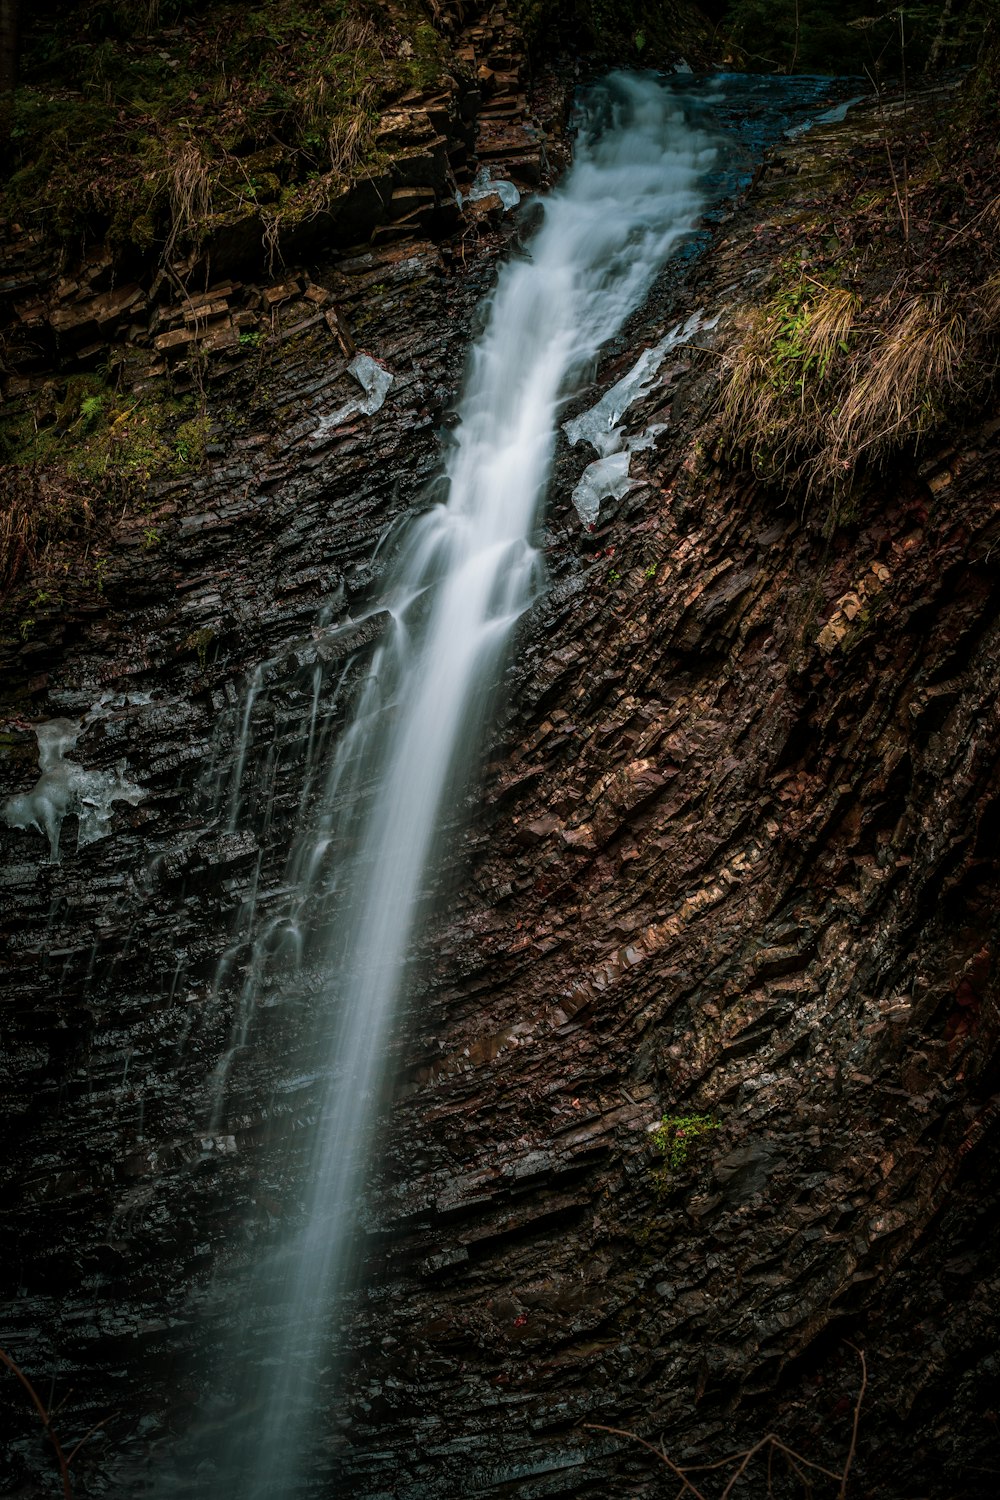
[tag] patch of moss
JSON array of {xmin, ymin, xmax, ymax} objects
[
  {"xmin": 173, "ymin": 414, "xmax": 211, "ymax": 470},
  {"xmin": 649, "ymin": 1113, "xmax": 721, "ymax": 1197},
  {"xmin": 0, "ymin": 378, "xmax": 199, "ymax": 600}
]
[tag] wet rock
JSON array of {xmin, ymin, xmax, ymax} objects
[{"xmin": 2, "ymin": 49, "xmax": 999, "ymax": 1500}]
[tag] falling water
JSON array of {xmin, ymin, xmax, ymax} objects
[{"xmin": 199, "ymin": 73, "xmax": 717, "ymax": 1497}]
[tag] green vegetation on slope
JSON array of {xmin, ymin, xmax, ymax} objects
[
  {"xmin": 3, "ymin": 0, "xmax": 450, "ymax": 260},
  {"xmin": 718, "ymin": 41, "xmax": 1000, "ymax": 523}
]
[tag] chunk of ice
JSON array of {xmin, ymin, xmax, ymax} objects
[
  {"xmin": 313, "ymin": 353, "xmax": 394, "ymax": 437},
  {"xmin": 2, "ymin": 716, "xmax": 145, "ymax": 862},
  {"xmin": 457, "ymin": 165, "xmax": 521, "ymax": 213},
  {"xmin": 563, "ymin": 309, "xmax": 715, "ymax": 457},
  {"xmin": 572, "ymin": 450, "xmax": 633, "ymax": 528},
  {"xmin": 785, "ymin": 95, "xmax": 866, "ymax": 139}
]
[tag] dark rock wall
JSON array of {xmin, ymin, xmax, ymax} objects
[
  {"xmin": 2, "ymin": 82, "xmax": 999, "ymax": 1500},
  {"xmin": 338, "ymin": 115, "xmax": 1000, "ymax": 1496}
]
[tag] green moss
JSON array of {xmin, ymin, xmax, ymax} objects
[
  {"xmin": 649, "ymin": 1113, "xmax": 721, "ymax": 1196},
  {"xmin": 404, "ymin": 20, "xmax": 448, "ymax": 89},
  {"xmin": 173, "ymin": 414, "xmax": 211, "ymax": 470}
]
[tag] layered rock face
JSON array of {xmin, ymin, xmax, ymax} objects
[
  {"xmin": 2, "ymin": 55, "xmax": 999, "ymax": 1500},
  {"xmin": 335, "ymin": 110, "xmax": 1000, "ymax": 1497}
]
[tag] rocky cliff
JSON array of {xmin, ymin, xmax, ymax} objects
[{"xmin": 1, "ymin": 11, "xmax": 999, "ymax": 1500}]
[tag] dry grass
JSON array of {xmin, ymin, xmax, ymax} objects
[
  {"xmin": 163, "ymin": 139, "xmax": 214, "ymax": 264},
  {"xmin": 299, "ymin": 13, "xmax": 387, "ymax": 177},
  {"xmin": 831, "ymin": 293, "xmax": 966, "ymax": 468},
  {"xmin": 0, "ymin": 466, "xmax": 83, "ymax": 600},
  {"xmin": 976, "ymin": 267, "xmax": 1000, "ymax": 329},
  {"xmin": 0, "ymin": 489, "xmax": 37, "ymax": 597},
  {"xmin": 797, "ymin": 284, "xmax": 860, "ymax": 382},
  {"xmin": 720, "ymin": 280, "xmax": 860, "ymax": 489},
  {"xmin": 719, "ymin": 270, "xmax": 998, "ymax": 503}
]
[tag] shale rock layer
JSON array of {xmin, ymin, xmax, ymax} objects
[{"xmin": 1, "ymin": 79, "xmax": 998, "ymax": 1500}]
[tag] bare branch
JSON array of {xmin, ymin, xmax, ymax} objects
[
  {"xmin": 0, "ymin": 1347, "xmax": 73, "ymax": 1500},
  {"xmin": 583, "ymin": 1344, "xmax": 867, "ymax": 1498},
  {"xmin": 66, "ymin": 1413, "xmax": 117, "ymax": 1466},
  {"xmin": 582, "ymin": 1424, "xmax": 709, "ymax": 1500},
  {"xmin": 840, "ymin": 1344, "xmax": 868, "ymax": 1498}
]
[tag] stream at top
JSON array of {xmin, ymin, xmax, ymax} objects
[{"xmin": 132, "ymin": 68, "xmax": 851, "ymax": 1497}]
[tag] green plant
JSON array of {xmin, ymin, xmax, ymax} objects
[
  {"xmin": 649, "ymin": 1113, "xmax": 721, "ymax": 1192},
  {"xmin": 172, "ymin": 414, "xmax": 210, "ymax": 470},
  {"xmin": 183, "ymin": 625, "xmax": 214, "ymax": 672},
  {"xmin": 78, "ymin": 394, "xmax": 106, "ymax": 431},
  {"xmin": 142, "ymin": 527, "xmax": 160, "ymax": 549}
]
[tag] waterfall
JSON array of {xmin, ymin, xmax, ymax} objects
[{"xmin": 199, "ymin": 73, "xmax": 716, "ymax": 1497}]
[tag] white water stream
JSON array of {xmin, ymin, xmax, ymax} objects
[{"xmin": 206, "ymin": 73, "xmax": 716, "ymax": 1497}]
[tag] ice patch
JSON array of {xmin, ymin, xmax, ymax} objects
[
  {"xmin": 2, "ymin": 717, "xmax": 145, "ymax": 862},
  {"xmin": 457, "ymin": 165, "xmax": 521, "ymax": 212},
  {"xmin": 628, "ymin": 422, "xmax": 669, "ymax": 453},
  {"xmin": 563, "ymin": 309, "xmax": 715, "ymax": 458},
  {"xmin": 572, "ymin": 450, "xmax": 634, "ymax": 528},
  {"xmin": 314, "ymin": 353, "xmax": 394, "ymax": 436},
  {"xmin": 785, "ymin": 95, "xmax": 866, "ymax": 139}
]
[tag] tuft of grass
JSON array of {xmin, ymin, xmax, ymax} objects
[
  {"xmin": 720, "ymin": 269, "xmax": 998, "ymax": 505},
  {"xmin": 832, "ymin": 293, "xmax": 967, "ymax": 470},
  {"xmin": 720, "ymin": 277, "xmax": 860, "ymax": 489},
  {"xmin": 298, "ymin": 11, "xmax": 386, "ymax": 176},
  {"xmin": 164, "ymin": 138, "xmax": 215, "ymax": 262},
  {"xmin": 796, "ymin": 284, "xmax": 860, "ymax": 380}
]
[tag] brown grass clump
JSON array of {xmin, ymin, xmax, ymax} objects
[
  {"xmin": 299, "ymin": 12, "xmax": 386, "ymax": 177},
  {"xmin": 832, "ymin": 293, "xmax": 967, "ymax": 469},
  {"xmin": 975, "ymin": 267, "xmax": 1000, "ymax": 330},
  {"xmin": 719, "ymin": 270, "xmax": 998, "ymax": 506},
  {"xmin": 163, "ymin": 139, "xmax": 215, "ymax": 263},
  {"xmin": 720, "ymin": 280, "xmax": 861, "ymax": 490},
  {"xmin": 0, "ymin": 465, "xmax": 89, "ymax": 600},
  {"xmin": 797, "ymin": 284, "xmax": 860, "ymax": 379}
]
